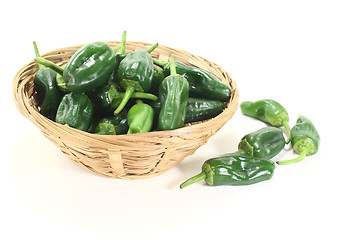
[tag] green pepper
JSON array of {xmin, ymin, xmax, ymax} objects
[
  {"xmin": 36, "ymin": 41, "xmax": 116, "ymax": 93},
  {"xmin": 158, "ymin": 57, "xmax": 189, "ymax": 131},
  {"xmin": 32, "ymin": 41, "xmax": 63, "ymax": 121},
  {"xmin": 113, "ymin": 43, "xmax": 158, "ymax": 115},
  {"xmin": 55, "ymin": 64, "xmax": 70, "ymax": 93},
  {"xmin": 127, "ymin": 100, "xmax": 154, "ymax": 134},
  {"xmin": 93, "ymin": 123, "xmax": 116, "ymax": 135},
  {"xmin": 237, "ymin": 127, "xmax": 286, "ymax": 160},
  {"xmin": 149, "ymin": 68, "xmax": 165, "ymax": 95},
  {"xmin": 89, "ymin": 84, "xmax": 157, "ymax": 114},
  {"xmin": 97, "ymin": 109, "xmax": 129, "ymax": 135},
  {"xmin": 277, "ymin": 115, "xmax": 320, "ymax": 165},
  {"xmin": 55, "ymin": 92, "xmax": 93, "ymax": 131},
  {"xmin": 185, "ymin": 97, "xmax": 226, "ymax": 123},
  {"xmin": 180, "ymin": 152, "xmax": 276, "ymax": 188},
  {"xmin": 240, "ymin": 99, "xmax": 291, "ymax": 143},
  {"xmin": 153, "ymin": 58, "xmax": 231, "ymax": 102}
]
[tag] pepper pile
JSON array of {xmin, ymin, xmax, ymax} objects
[
  {"xmin": 180, "ymin": 99, "xmax": 320, "ymax": 188},
  {"xmin": 32, "ymin": 32, "xmax": 232, "ymax": 135}
]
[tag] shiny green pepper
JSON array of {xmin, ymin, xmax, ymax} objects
[
  {"xmin": 32, "ymin": 41, "xmax": 63, "ymax": 121},
  {"xmin": 36, "ymin": 41, "xmax": 116, "ymax": 93},
  {"xmin": 93, "ymin": 123, "xmax": 116, "ymax": 135},
  {"xmin": 240, "ymin": 99, "xmax": 291, "ymax": 143},
  {"xmin": 127, "ymin": 100, "xmax": 154, "ymax": 134},
  {"xmin": 153, "ymin": 58, "xmax": 231, "ymax": 102},
  {"xmin": 97, "ymin": 109, "xmax": 129, "ymax": 135},
  {"xmin": 89, "ymin": 84, "xmax": 157, "ymax": 114},
  {"xmin": 277, "ymin": 115, "xmax": 320, "ymax": 165},
  {"xmin": 158, "ymin": 57, "xmax": 189, "ymax": 131},
  {"xmin": 180, "ymin": 152, "xmax": 275, "ymax": 188},
  {"xmin": 237, "ymin": 127, "xmax": 286, "ymax": 160},
  {"xmin": 113, "ymin": 43, "xmax": 158, "ymax": 115},
  {"xmin": 55, "ymin": 92, "xmax": 93, "ymax": 131}
]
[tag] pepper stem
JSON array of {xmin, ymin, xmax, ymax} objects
[
  {"xmin": 118, "ymin": 92, "xmax": 158, "ymax": 101},
  {"xmin": 169, "ymin": 57, "xmax": 176, "ymax": 75},
  {"xmin": 113, "ymin": 87, "xmax": 134, "ymax": 115},
  {"xmin": 33, "ymin": 41, "xmax": 45, "ymax": 70},
  {"xmin": 35, "ymin": 57, "xmax": 64, "ymax": 76},
  {"xmin": 180, "ymin": 172, "xmax": 206, "ymax": 189},
  {"xmin": 113, "ymin": 31, "xmax": 127, "ymax": 54},
  {"xmin": 152, "ymin": 58, "xmax": 167, "ymax": 68},
  {"xmin": 283, "ymin": 121, "xmax": 291, "ymax": 144},
  {"xmin": 276, "ymin": 150, "xmax": 307, "ymax": 165},
  {"xmin": 147, "ymin": 43, "xmax": 159, "ymax": 53}
]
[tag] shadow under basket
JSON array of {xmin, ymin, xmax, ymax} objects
[{"xmin": 12, "ymin": 41, "xmax": 239, "ymax": 179}]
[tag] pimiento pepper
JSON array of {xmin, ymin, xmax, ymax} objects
[
  {"xmin": 32, "ymin": 41, "xmax": 63, "ymax": 121},
  {"xmin": 240, "ymin": 99, "xmax": 291, "ymax": 143},
  {"xmin": 149, "ymin": 68, "xmax": 165, "ymax": 95},
  {"xmin": 277, "ymin": 115, "xmax": 320, "ymax": 165},
  {"xmin": 185, "ymin": 97, "xmax": 226, "ymax": 123},
  {"xmin": 157, "ymin": 57, "xmax": 189, "ymax": 131},
  {"xmin": 113, "ymin": 43, "xmax": 158, "ymax": 115},
  {"xmin": 180, "ymin": 152, "xmax": 275, "ymax": 188},
  {"xmin": 153, "ymin": 58, "xmax": 231, "ymax": 102},
  {"xmin": 36, "ymin": 41, "xmax": 116, "ymax": 93},
  {"xmin": 237, "ymin": 127, "xmax": 286, "ymax": 160},
  {"xmin": 127, "ymin": 100, "xmax": 154, "ymax": 134},
  {"xmin": 96, "ymin": 109, "xmax": 129, "ymax": 135},
  {"xmin": 89, "ymin": 84, "xmax": 157, "ymax": 114},
  {"xmin": 93, "ymin": 123, "xmax": 116, "ymax": 135},
  {"xmin": 55, "ymin": 92, "xmax": 93, "ymax": 131}
]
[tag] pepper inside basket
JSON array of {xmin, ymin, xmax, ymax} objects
[{"xmin": 12, "ymin": 41, "xmax": 239, "ymax": 179}]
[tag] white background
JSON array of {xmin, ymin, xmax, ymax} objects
[{"xmin": 2, "ymin": 0, "xmax": 359, "ymax": 239}]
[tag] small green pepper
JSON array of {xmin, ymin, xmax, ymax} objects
[
  {"xmin": 89, "ymin": 84, "xmax": 157, "ymax": 114},
  {"xmin": 32, "ymin": 41, "xmax": 63, "ymax": 121},
  {"xmin": 93, "ymin": 123, "xmax": 116, "ymax": 135},
  {"xmin": 113, "ymin": 43, "xmax": 158, "ymax": 115},
  {"xmin": 56, "ymin": 92, "xmax": 93, "ymax": 131},
  {"xmin": 149, "ymin": 68, "xmax": 165, "ymax": 95},
  {"xmin": 185, "ymin": 97, "xmax": 226, "ymax": 123},
  {"xmin": 240, "ymin": 99, "xmax": 291, "ymax": 143},
  {"xmin": 153, "ymin": 58, "xmax": 231, "ymax": 102},
  {"xmin": 97, "ymin": 109, "xmax": 129, "ymax": 135},
  {"xmin": 158, "ymin": 57, "xmax": 189, "ymax": 131},
  {"xmin": 127, "ymin": 100, "xmax": 154, "ymax": 134},
  {"xmin": 237, "ymin": 127, "xmax": 286, "ymax": 160},
  {"xmin": 180, "ymin": 152, "xmax": 275, "ymax": 188},
  {"xmin": 36, "ymin": 41, "xmax": 116, "ymax": 93},
  {"xmin": 277, "ymin": 115, "xmax": 320, "ymax": 165}
]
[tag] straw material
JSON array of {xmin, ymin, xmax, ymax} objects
[{"xmin": 13, "ymin": 41, "xmax": 239, "ymax": 179}]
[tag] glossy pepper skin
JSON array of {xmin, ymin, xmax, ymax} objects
[
  {"xmin": 55, "ymin": 92, "xmax": 93, "ymax": 131},
  {"xmin": 237, "ymin": 127, "xmax": 286, "ymax": 160},
  {"xmin": 63, "ymin": 41, "xmax": 116, "ymax": 93},
  {"xmin": 240, "ymin": 99, "xmax": 291, "ymax": 143},
  {"xmin": 185, "ymin": 97, "xmax": 226, "ymax": 123},
  {"xmin": 180, "ymin": 152, "xmax": 275, "ymax": 188},
  {"xmin": 277, "ymin": 115, "xmax": 320, "ymax": 165},
  {"xmin": 32, "ymin": 42, "xmax": 63, "ymax": 121},
  {"xmin": 153, "ymin": 59, "xmax": 231, "ymax": 102},
  {"xmin": 113, "ymin": 43, "xmax": 158, "ymax": 115},
  {"xmin": 127, "ymin": 100, "xmax": 154, "ymax": 134},
  {"xmin": 89, "ymin": 84, "xmax": 157, "ymax": 114},
  {"xmin": 97, "ymin": 109, "xmax": 129, "ymax": 135},
  {"xmin": 158, "ymin": 57, "xmax": 189, "ymax": 131}
]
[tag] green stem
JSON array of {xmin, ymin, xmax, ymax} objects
[
  {"xmin": 277, "ymin": 150, "xmax": 307, "ymax": 165},
  {"xmin": 283, "ymin": 122, "xmax": 291, "ymax": 144},
  {"xmin": 33, "ymin": 41, "xmax": 45, "ymax": 70},
  {"xmin": 152, "ymin": 58, "xmax": 167, "ymax": 68},
  {"xmin": 118, "ymin": 92, "xmax": 158, "ymax": 101},
  {"xmin": 35, "ymin": 57, "xmax": 64, "ymax": 76},
  {"xmin": 168, "ymin": 57, "xmax": 176, "ymax": 75},
  {"xmin": 180, "ymin": 172, "xmax": 206, "ymax": 189},
  {"xmin": 113, "ymin": 31, "xmax": 127, "ymax": 54},
  {"xmin": 113, "ymin": 87, "xmax": 134, "ymax": 115},
  {"xmin": 147, "ymin": 43, "xmax": 159, "ymax": 53}
]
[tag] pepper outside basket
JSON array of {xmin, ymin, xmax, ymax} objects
[{"xmin": 12, "ymin": 41, "xmax": 239, "ymax": 179}]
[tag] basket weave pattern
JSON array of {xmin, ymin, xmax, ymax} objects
[{"xmin": 13, "ymin": 41, "xmax": 239, "ymax": 179}]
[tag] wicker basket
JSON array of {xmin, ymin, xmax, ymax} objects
[{"xmin": 12, "ymin": 41, "xmax": 239, "ymax": 179}]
